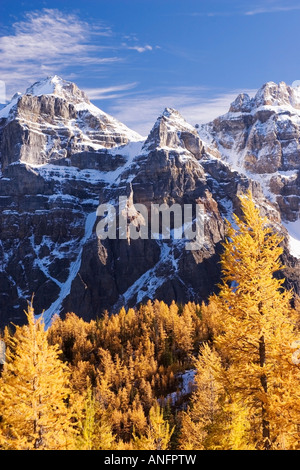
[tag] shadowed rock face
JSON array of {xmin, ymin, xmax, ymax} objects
[{"xmin": 0, "ymin": 77, "xmax": 299, "ymax": 328}]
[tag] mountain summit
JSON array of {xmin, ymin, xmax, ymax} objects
[
  {"xmin": 25, "ymin": 75, "xmax": 91, "ymax": 104},
  {"xmin": 199, "ymin": 80, "xmax": 300, "ymax": 226},
  {"xmin": 230, "ymin": 81, "xmax": 300, "ymax": 113},
  {"xmin": 0, "ymin": 75, "xmax": 142, "ymax": 170}
]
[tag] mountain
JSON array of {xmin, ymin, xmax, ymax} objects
[
  {"xmin": 199, "ymin": 81, "xmax": 300, "ymax": 254},
  {"xmin": 0, "ymin": 76, "xmax": 299, "ymax": 328},
  {"xmin": 0, "ymin": 75, "xmax": 142, "ymax": 170}
]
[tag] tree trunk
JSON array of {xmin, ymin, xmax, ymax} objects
[{"xmin": 259, "ymin": 335, "xmax": 270, "ymax": 450}]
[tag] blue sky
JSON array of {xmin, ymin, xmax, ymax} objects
[{"xmin": 0, "ymin": 0, "xmax": 300, "ymax": 135}]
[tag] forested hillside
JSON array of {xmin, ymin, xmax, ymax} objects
[{"xmin": 1, "ymin": 193, "xmax": 300, "ymax": 450}]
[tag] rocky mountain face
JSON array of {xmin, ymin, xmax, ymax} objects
[
  {"xmin": 200, "ymin": 81, "xmax": 300, "ymax": 222},
  {"xmin": 0, "ymin": 76, "xmax": 299, "ymax": 328}
]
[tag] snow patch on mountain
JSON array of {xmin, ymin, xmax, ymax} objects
[
  {"xmin": 38, "ymin": 210, "xmax": 98, "ymax": 328},
  {"xmin": 27, "ymin": 75, "xmax": 62, "ymax": 97},
  {"xmin": 0, "ymin": 93, "xmax": 22, "ymax": 119},
  {"xmin": 112, "ymin": 242, "xmax": 175, "ymax": 313},
  {"xmin": 24, "ymin": 138, "xmax": 145, "ymax": 188},
  {"xmin": 283, "ymin": 219, "xmax": 300, "ymax": 259},
  {"xmin": 160, "ymin": 369, "xmax": 196, "ymax": 406}
]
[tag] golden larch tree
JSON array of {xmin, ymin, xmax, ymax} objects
[
  {"xmin": 179, "ymin": 343, "xmax": 225, "ymax": 450},
  {"xmin": 133, "ymin": 402, "xmax": 174, "ymax": 450},
  {"xmin": 0, "ymin": 302, "xmax": 77, "ymax": 450},
  {"xmin": 213, "ymin": 191, "xmax": 300, "ymax": 450}
]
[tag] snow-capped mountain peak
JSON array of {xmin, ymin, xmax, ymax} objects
[
  {"xmin": 252, "ymin": 81, "xmax": 300, "ymax": 109},
  {"xmin": 198, "ymin": 80, "xmax": 300, "ymax": 263},
  {"xmin": 0, "ymin": 75, "xmax": 143, "ymax": 171},
  {"xmin": 0, "ymin": 76, "xmax": 90, "ymax": 120},
  {"xmin": 25, "ymin": 75, "xmax": 90, "ymax": 105},
  {"xmin": 229, "ymin": 81, "xmax": 300, "ymax": 115},
  {"xmin": 143, "ymin": 107, "xmax": 202, "ymax": 155}
]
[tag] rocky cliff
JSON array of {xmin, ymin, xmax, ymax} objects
[
  {"xmin": 0, "ymin": 77, "xmax": 299, "ymax": 328},
  {"xmin": 199, "ymin": 81, "xmax": 300, "ymax": 222}
]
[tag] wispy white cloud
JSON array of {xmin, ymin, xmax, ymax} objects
[
  {"xmin": 189, "ymin": 2, "xmax": 300, "ymax": 18},
  {"xmin": 0, "ymin": 9, "xmax": 119, "ymax": 96},
  {"xmin": 189, "ymin": 11, "xmax": 237, "ymax": 17},
  {"xmin": 245, "ymin": 4, "xmax": 300, "ymax": 15},
  {"xmin": 0, "ymin": 9, "xmax": 158, "ymax": 99},
  {"xmin": 84, "ymin": 82, "xmax": 138, "ymax": 100},
  {"xmin": 104, "ymin": 87, "xmax": 257, "ymax": 136},
  {"xmin": 127, "ymin": 45, "xmax": 153, "ymax": 53},
  {"xmin": 121, "ymin": 42, "xmax": 159, "ymax": 53}
]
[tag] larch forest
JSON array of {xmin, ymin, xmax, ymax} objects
[{"xmin": 1, "ymin": 192, "xmax": 300, "ymax": 451}]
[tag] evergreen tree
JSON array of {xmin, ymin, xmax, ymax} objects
[
  {"xmin": 212, "ymin": 191, "xmax": 300, "ymax": 449},
  {"xmin": 0, "ymin": 302, "xmax": 76, "ymax": 450},
  {"xmin": 179, "ymin": 344, "xmax": 225, "ymax": 450},
  {"xmin": 77, "ymin": 384, "xmax": 116, "ymax": 450},
  {"xmin": 133, "ymin": 402, "xmax": 174, "ymax": 450},
  {"xmin": 77, "ymin": 385, "xmax": 97, "ymax": 450}
]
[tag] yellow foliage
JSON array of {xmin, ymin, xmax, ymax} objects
[
  {"xmin": 211, "ymin": 191, "xmax": 300, "ymax": 449},
  {"xmin": 3, "ymin": 194, "xmax": 300, "ymax": 450},
  {"xmin": 0, "ymin": 303, "xmax": 77, "ymax": 450}
]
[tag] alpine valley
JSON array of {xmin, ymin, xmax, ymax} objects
[{"xmin": 1, "ymin": 76, "xmax": 300, "ymax": 328}]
